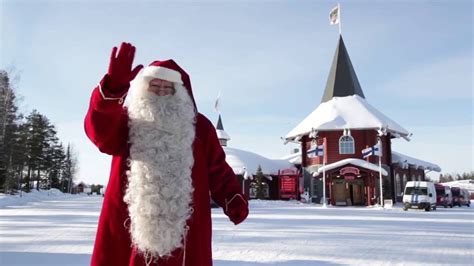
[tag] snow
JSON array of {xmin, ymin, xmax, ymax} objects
[
  {"xmin": 316, "ymin": 158, "xmax": 388, "ymax": 176},
  {"xmin": 0, "ymin": 189, "xmax": 78, "ymax": 208},
  {"xmin": 285, "ymin": 95, "xmax": 410, "ymax": 140},
  {"xmin": 392, "ymin": 151, "xmax": 442, "ymax": 172},
  {"xmin": 0, "ymin": 191, "xmax": 99, "ymax": 265},
  {"xmin": 224, "ymin": 147, "xmax": 295, "ymax": 178},
  {"xmin": 216, "ymin": 129, "xmax": 231, "ymax": 140},
  {"xmin": 1, "ymin": 193, "xmax": 473, "ymax": 265},
  {"xmin": 442, "ymin": 180, "xmax": 474, "ymax": 193},
  {"xmin": 280, "ymin": 151, "xmax": 302, "ymax": 165}
]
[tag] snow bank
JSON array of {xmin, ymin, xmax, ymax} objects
[{"xmin": 0, "ymin": 189, "xmax": 81, "ymax": 208}]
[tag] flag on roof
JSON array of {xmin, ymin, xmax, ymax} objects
[
  {"xmin": 214, "ymin": 91, "xmax": 221, "ymax": 113},
  {"xmin": 329, "ymin": 5, "xmax": 340, "ymax": 25}
]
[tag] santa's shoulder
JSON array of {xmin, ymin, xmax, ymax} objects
[
  {"xmin": 196, "ymin": 113, "xmax": 213, "ymax": 127},
  {"xmin": 195, "ymin": 113, "xmax": 217, "ymax": 138}
]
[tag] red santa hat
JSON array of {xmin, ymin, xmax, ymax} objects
[{"xmin": 141, "ymin": 60, "xmax": 197, "ymax": 108}]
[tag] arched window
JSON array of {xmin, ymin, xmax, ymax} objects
[{"xmin": 339, "ymin": 135, "xmax": 355, "ymax": 154}]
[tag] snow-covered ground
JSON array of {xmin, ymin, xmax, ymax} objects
[{"xmin": 0, "ymin": 192, "xmax": 473, "ymax": 265}]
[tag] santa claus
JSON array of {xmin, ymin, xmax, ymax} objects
[{"xmin": 85, "ymin": 42, "xmax": 248, "ymax": 266}]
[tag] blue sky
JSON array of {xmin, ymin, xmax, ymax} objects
[{"xmin": 1, "ymin": 0, "xmax": 472, "ymax": 185}]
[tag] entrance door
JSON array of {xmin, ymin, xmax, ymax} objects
[
  {"xmin": 351, "ymin": 184, "xmax": 364, "ymax": 205},
  {"xmin": 333, "ymin": 180, "xmax": 347, "ymax": 206}
]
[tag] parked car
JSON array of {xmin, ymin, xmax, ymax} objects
[
  {"xmin": 435, "ymin": 184, "xmax": 453, "ymax": 208},
  {"xmin": 459, "ymin": 188, "xmax": 471, "ymax": 207},
  {"xmin": 403, "ymin": 181, "xmax": 437, "ymax": 211},
  {"xmin": 451, "ymin": 187, "xmax": 461, "ymax": 207}
]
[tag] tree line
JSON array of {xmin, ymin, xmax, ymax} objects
[
  {"xmin": 438, "ymin": 171, "xmax": 474, "ymax": 183},
  {"xmin": 0, "ymin": 70, "xmax": 77, "ymax": 194}
]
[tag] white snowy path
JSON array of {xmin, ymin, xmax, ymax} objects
[{"xmin": 0, "ymin": 195, "xmax": 473, "ymax": 266}]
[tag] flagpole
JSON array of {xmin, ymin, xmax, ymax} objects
[
  {"xmin": 378, "ymin": 138, "xmax": 383, "ymax": 207},
  {"xmin": 338, "ymin": 3, "xmax": 342, "ymax": 35},
  {"xmin": 322, "ymin": 137, "xmax": 327, "ymax": 208}
]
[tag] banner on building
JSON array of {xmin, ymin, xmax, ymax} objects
[{"xmin": 362, "ymin": 141, "xmax": 382, "ymax": 158}]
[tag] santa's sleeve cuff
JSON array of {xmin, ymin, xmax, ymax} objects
[{"xmin": 91, "ymin": 75, "xmax": 128, "ymax": 112}]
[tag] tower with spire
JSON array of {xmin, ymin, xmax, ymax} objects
[
  {"xmin": 321, "ymin": 35, "xmax": 365, "ymax": 103},
  {"xmin": 215, "ymin": 114, "xmax": 231, "ymax": 147}
]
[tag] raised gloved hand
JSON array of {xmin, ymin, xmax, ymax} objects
[
  {"xmin": 106, "ymin": 42, "xmax": 143, "ymax": 93},
  {"xmin": 224, "ymin": 194, "xmax": 249, "ymax": 225}
]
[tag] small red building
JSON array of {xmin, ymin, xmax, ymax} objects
[
  {"xmin": 285, "ymin": 35, "xmax": 441, "ymax": 206},
  {"xmin": 215, "ymin": 115, "xmax": 298, "ymax": 200}
]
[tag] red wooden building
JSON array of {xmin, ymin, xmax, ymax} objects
[{"xmin": 285, "ymin": 35, "xmax": 441, "ymax": 206}]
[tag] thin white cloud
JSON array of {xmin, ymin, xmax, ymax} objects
[{"xmin": 380, "ymin": 54, "xmax": 473, "ymax": 100}]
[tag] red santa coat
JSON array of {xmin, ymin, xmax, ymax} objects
[{"xmin": 85, "ymin": 76, "xmax": 244, "ymax": 266}]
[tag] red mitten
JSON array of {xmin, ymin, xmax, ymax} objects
[
  {"xmin": 224, "ymin": 194, "xmax": 249, "ymax": 225},
  {"xmin": 105, "ymin": 42, "xmax": 143, "ymax": 94}
]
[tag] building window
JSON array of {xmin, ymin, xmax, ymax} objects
[
  {"xmin": 219, "ymin": 139, "xmax": 227, "ymax": 146},
  {"xmin": 395, "ymin": 174, "xmax": 401, "ymax": 196},
  {"xmin": 339, "ymin": 135, "xmax": 355, "ymax": 154}
]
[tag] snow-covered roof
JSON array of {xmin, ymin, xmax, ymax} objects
[
  {"xmin": 224, "ymin": 147, "xmax": 295, "ymax": 179},
  {"xmin": 285, "ymin": 95, "xmax": 410, "ymax": 140},
  {"xmin": 280, "ymin": 151, "xmax": 302, "ymax": 164},
  {"xmin": 216, "ymin": 129, "xmax": 231, "ymax": 140},
  {"xmin": 316, "ymin": 158, "xmax": 388, "ymax": 176},
  {"xmin": 391, "ymin": 151, "xmax": 441, "ymax": 172},
  {"xmin": 441, "ymin": 180, "xmax": 474, "ymax": 192}
]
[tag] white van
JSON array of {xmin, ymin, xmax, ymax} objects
[{"xmin": 402, "ymin": 181, "xmax": 437, "ymax": 211}]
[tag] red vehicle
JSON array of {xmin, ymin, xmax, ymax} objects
[
  {"xmin": 435, "ymin": 184, "xmax": 453, "ymax": 208},
  {"xmin": 459, "ymin": 188, "xmax": 471, "ymax": 207},
  {"xmin": 451, "ymin": 187, "xmax": 462, "ymax": 207}
]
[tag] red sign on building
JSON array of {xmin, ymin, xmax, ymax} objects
[
  {"xmin": 280, "ymin": 176, "xmax": 297, "ymax": 199},
  {"xmin": 340, "ymin": 167, "xmax": 360, "ymax": 176},
  {"xmin": 280, "ymin": 168, "xmax": 298, "ymax": 175}
]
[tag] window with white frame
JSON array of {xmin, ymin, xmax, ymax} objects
[{"xmin": 339, "ymin": 135, "xmax": 355, "ymax": 154}]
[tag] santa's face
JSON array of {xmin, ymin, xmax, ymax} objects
[{"xmin": 147, "ymin": 78, "xmax": 176, "ymax": 96}]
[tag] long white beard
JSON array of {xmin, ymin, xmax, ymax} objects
[{"xmin": 124, "ymin": 80, "xmax": 196, "ymax": 260}]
